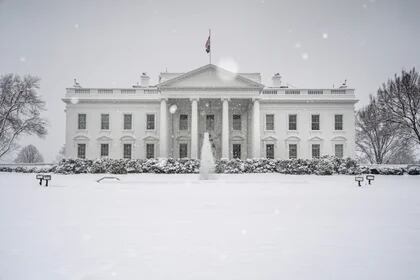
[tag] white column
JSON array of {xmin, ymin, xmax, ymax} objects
[
  {"xmin": 159, "ymin": 98, "xmax": 168, "ymax": 158},
  {"xmin": 190, "ymin": 98, "xmax": 198, "ymax": 159},
  {"xmin": 222, "ymin": 98, "xmax": 229, "ymax": 159},
  {"xmin": 252, "ymin": 99, "xmax": 261, "ymax": 158}
]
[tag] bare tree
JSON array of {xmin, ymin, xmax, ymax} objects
[
  {"xmin": 356, "ymin": 95, "xmax": 414, "ymax": 164},
  {"xmin": 14, "ymin": 144, "xmax": 44, "ymax": 163},
  {"xmin": 377, "ymin": 68, "xmax": 420, "ymax": 144},
  {"xmin": 0, "ymin": 74, "xmax": 47, "ymax": 159}
]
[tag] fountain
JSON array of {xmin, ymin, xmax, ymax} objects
[{"xmin": 199, "ymin": 132, "xmax": 216, "ymax": 180}]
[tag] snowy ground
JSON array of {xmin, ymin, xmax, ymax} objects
[{"xmin": 1, "ymin": 173, "xmax": 420, "ymax": 280}]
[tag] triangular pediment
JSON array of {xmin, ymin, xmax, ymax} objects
[
  {"xmin": 158, "ymin": 64, "xmax": 264, "ymax": 89},
  {"xmin": 143, "ymin": 135, "xmax": 159, "ymax": 142},
  {"xmin": 73, "ymin": 135, "xmax": 89, "ymax": 141},
  {"xmin": 97, "ymin": 136, "xmax": 112, "ymax": 142},
  {"xmin": 120, "ymin": 135, "xmax": 136, "ymax": 142},
  {"xmin": 262, "ymin": 136, "xmax": 278, "ymax": 142},
  {"xmin": 309, "ymin": 136, "xmax": 323, "ymax": 142}
]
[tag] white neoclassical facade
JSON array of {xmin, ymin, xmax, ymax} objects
[{"xmin": 63, "ymin": 64, "xmax": 357, "ymax": 160}]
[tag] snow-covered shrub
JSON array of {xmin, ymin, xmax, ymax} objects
[
  {"xmin": 19, "ymin": 157, "xmax": 418, "ymax": 176},
  {"xmin": 314, "ymin": 158, "xmax": 334, "ymax": 175},
  {"xmin": 55, "ymin": 159, "xmax": 92, "ymax": 174},
  {"xmin": 124, "ymin": 159, "xmax": 143, "ymax": 173},
  {"xmin": 0, "ymin": 166, "xmax": 13, "ymax": 172},
  {"xmin": 408, "ymin": 166, "xmax": 420, "ymax": 175},
  {"xmin": 106, "ymin": 159, "xmax": 128, "ymax": 174},
  {"xmin": 369, "ymin": 166, "xmax": 404, "ymax": 175},
  {"xmin": 90, "ymin": 158, "xmax": 108, "ymax": 173}
]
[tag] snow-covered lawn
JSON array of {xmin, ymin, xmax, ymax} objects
[{"xmin": 1, "ymin": 173, "xmax": 420, "ymax": 280}]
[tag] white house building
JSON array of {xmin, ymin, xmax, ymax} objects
[{"xmin": 63, "ymin": 64, "xmax": 357, "ymax": 160}]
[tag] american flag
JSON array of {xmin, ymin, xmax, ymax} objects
[{"xmin": 205, "ymin": 35, "xmax": 210, "ymax": 53}]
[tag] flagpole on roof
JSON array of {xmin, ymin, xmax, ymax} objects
[{"xmin": 209, "ymin": 29, "xmax": 211, "ymax": 64}]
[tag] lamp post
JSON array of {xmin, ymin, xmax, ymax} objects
[{"xmin": 169, "ymin": 104, "xmax": 178, "ymax": 158}]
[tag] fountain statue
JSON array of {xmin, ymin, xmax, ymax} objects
[{"xmin": 199, "ymin": 132, "xmax": 216, "ymax": 180}]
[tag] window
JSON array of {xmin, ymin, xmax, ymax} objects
[
  {"xmin": 312, "ymin": 144, "xmax": 320, "ymax": 158},
  {"xmin": 206, "ymin": 115, "xmax": 214, "ymax": 131},
  {"xmin": 101, "ymin": 114, "xmax": 109, "ymax": 130},
  {"xmin": 311, "ymin": 114, "xmax": 320, "ymax": 130},
  {"xmin": 179, "ymin": 143, "xmax": 188, "ymax": 158},
  {"xmin": 77, "ymin": 144, "xmax": 86, "ymax": 159},
  {"xmin": 124, "ymin": 114, "xmax": 132, "ymax": 130},
  {"xmin": 123, "ymin": 143, "xmax": 132, "ymax": 159},
  {"xmin": 289, "ymin": 144, "xmax": 297, "ymax": 159},
  {"xmin": 233, "ymin": 144, "xmax": 241, "ymax": 159},
  {"xmin": 78, "ymin": 114, "xmax": 86, "ymax": 130},
  {"xmin": 335, "ymin": 144, "xmax": 344, "ymax": 158},
  {"xmin": 146, "ymin": 114, "xmax": 155, "ymax": 130},
  {"xmin": 266, "ymin": 114, "xmax": 274, "ymax": 130},
  {"xmin": 266, "ymin": 144, "xmax": 274, "ymax": 159},
  {"xmin": 100, "ymin": 143, "xmax": 109, "ymax": 157},
  {"xmin": 288, "ymin": 114, "xmax": 297, "ymax": 130},
  {"xmin": 335, "ymin": 114, "xmax": 343, "ymax": 130},
  {"xmin": 233, "ymin": 114, "xmax": 241, "ymax": 130},
  {"xmin": 179, "ymin": 114, "xmax": 188, "ymax": 130},
  {"xmin": 146, "ymin": 143, "xmax": 154, "ymax": 159}
]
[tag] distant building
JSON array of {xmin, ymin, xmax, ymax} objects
[{"xmin": 63, "ymin": 64, "xmax": 357, "ymax": 160}]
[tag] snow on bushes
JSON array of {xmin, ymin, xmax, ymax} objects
[
  {"xmin": 52, "ymin": 156, "xmax": 360, "ymax": 175},
  {"xmin": 407, "ymin": 165, "xmax": 420, "ymax": 175},
  {"xmin": 1, "ymin": 157, "xmax": 418, "ymax": 175}
]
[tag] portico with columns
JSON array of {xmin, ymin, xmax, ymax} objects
[{"xmin": 156, "ymin": 64, "xmax": 265, "ymax": 160}]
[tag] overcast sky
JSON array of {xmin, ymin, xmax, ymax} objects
[{"xmin": 0, "ymin": 0, "xmax": 419, "ymax": 162}]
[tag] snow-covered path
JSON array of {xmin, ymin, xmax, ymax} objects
[{"xmin": 1, "ymin": 173, "xmax": 420, "ymax": 280}]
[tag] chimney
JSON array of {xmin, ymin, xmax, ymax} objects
[
  {"xmin": 140, "ymin": 72, "xmax": 150, "ymax": 87},
  {"xmin": 272, "ymin": 73, "xmax": 282, "ymax": 87}
]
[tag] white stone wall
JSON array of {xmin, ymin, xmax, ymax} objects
[
  {"xmin": 259, "ymin": 102, "xmax": 355, "ymax": 159},
  {"xmin": 65, "ymin": 99, "xmax": 355, "ymax": 160},
  {"xmin": 65, "ymin": 102, "xmax": 160, "ymax": 159}
]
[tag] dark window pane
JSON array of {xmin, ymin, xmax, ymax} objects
[
  {"xmin": 78, "ymin": 114, "xmax": 86, "ymax": 130},
  {"xmin": 206, "ymin": 115, "xmax": 214, "ymax": 131},
  {"xmin": 100, "ymin": 143, "xmax": 109, "ymax": 157},
  {"xmin": 179, "ymin": 114, "xmax": 188, "ymax": 130},
  {"xmin": 311, "ymin": 114, "xmax": 320, "ymax": 130},
  {"xmin": 312, "ymin": 144, "xmax": 320, "ymax": 158},
  {"xmin": 266, "ymin": 144, "xmax": 274, "ymax": 159},
  {"xmin": 101, "ymin": 114, "xmax": 109, "ymax": 130},
  {"xmin": 289, "ymin": 144, "xmax": 297, "ymax": 159},
  {"xmin": 77, "ymin": 144, "xmax": 86, "ymax": 159},
  {"xmin": 146, "ymin": 143, "xmax": 154, "ymax": 159},
  {"xmin": 233, "ymin": 144, "xmax": 241, "ymax": 159},
  {"xmin": 123, "ymin": 144, "xmax": 132, "ymax": 159},
  {"xmin": 335, "ymin": 114, "xmax": 343, "ymax": 130},
  {"xmin": 289, "ymin": 114, "xmax": 297, "ymax": 130},
  {"xmin": 266, "ymin": 114, "xmax": 274, "ymax": 130},
  {"xmin": 124, "ymin": 114, "xmax": 132, "ymax": 130},
  {"xmin": 233, "ymin": 114, "xmax": 241, "ymax": 130},
  {"xmin": 335, "ymin": 144, "xmax": 344, "ymax": 158},
  {"xmin": 147, "ymin": 114, "xmax": 155, "ymax": 130},
  {"xmin": 179, "ymin": 143, "xmax": 188, "ymax": 158}
]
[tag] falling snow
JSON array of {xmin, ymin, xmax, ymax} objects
[
  {"xmin": 70, "ymin": 97, "xmax": 79, "ymax": 104},
  {"xmin": 301, "ymin": 52, "xmax": 309, "ymax": 60}
]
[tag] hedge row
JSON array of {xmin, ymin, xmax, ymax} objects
[
  {"xmin": 52, "ymin": 157, "xmax": 362, "ymax": 175},
  {"xmin": 1, "ymin": 157, "xmax": 419, "ymax": 175}
]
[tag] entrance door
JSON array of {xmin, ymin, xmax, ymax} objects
[{"xmin": 233, "ymin": 144, "xmax": 241, "ymax": 159}]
